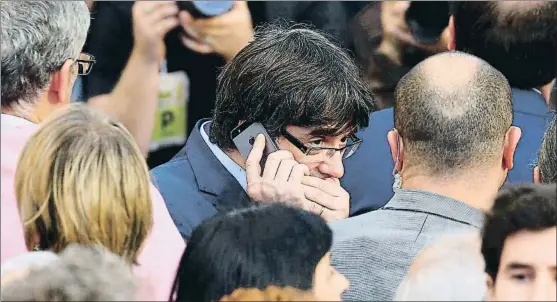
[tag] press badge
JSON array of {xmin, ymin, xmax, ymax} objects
[{"xmin": 149, "ymin": 70, "xmax": 189, "ymax": 152}]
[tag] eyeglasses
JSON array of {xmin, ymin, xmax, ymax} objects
[
  {"xmin": 281, "ymin": 130, "xmax": 362, "ymax": 160},
  {"xmin": 73, "ymin": 53, "xmax": 96, "ymax": 75}
]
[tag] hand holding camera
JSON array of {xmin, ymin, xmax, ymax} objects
[{"xmin": 178, "ymin": 1, "xmax": 254, "ymax": 61}]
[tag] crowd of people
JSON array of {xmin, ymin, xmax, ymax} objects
[{"xmin": 1, "ymin": 1, "xmax": 556, "ymax": 301}]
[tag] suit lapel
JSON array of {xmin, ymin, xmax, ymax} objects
[{"xmin": 186, "ymin": 119, "xmax": 251, "ymax": 212}]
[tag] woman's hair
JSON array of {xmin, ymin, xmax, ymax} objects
[
  {"xmin": 170, "ymin": 204, "xmax": 332, "ymax": 302},
  {"xmin": 15, "ymin": 104, "xmax": 153, "ymax": 264},
  {"xmin": 537, "ymin": 116, "xmax": 556, "ymax": 183}
]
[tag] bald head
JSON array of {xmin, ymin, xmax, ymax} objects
[
  {"xmin": 394, "ymin": 51, "xmax": 513, "ymax": 176},
  {"xmin": 395, "ymin": 232, "xmax": 487, "ymax": 301},
  {"xmin": 451, "ymin": 1, "xmax": 557, "ymax": 89}
]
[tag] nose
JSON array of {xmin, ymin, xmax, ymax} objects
[{"xmin": 319, "ymin": 151, "xmax": 345, "ymax": 179}]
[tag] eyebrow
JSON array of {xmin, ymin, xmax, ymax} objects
[{"xmin": 505, "ymin": 262, "xmax": 534, "ymax": 271}]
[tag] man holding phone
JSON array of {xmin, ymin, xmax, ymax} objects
[{"xmin": 151, "ymin": 23, "xmax": 376, "ymax": 239}]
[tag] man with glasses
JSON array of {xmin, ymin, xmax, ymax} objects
[
  {"xmin": 1, "ymin": 2, "xmax": 185, "ymax": 300},
  {"xmin": 151, "ymin": 23, "xmax": 376, "ymax": 239}
]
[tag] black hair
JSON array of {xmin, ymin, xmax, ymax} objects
[
  {"xmin": 209, "ymin": 22, "xmax": 376, "ymax": 150},
  {"xmin": 169, "ymin": 204, "xmax": 333, "ymax": 302},
  {"xmin": 394, "ymin": 51, "xmax": 513, "ymax": 175},
  {"xmin": 481, "ymin": 184, "xmax": 557, "ymax": 281},
  {"xmin": 450, "ymin": 1, "xmax": 557, "ymax": 89}
]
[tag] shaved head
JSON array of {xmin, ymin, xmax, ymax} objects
[
  {"xmin": 394, "ymin": 51, "xmax": 513, "ymax": 176},
  {"xmin": 451, "ymin": 1, "xmax": 557, "ymax": 89}
]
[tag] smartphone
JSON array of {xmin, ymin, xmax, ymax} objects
[{"xmin": 230, "ymin": 122, "xmax": 278, "ymax": 167}]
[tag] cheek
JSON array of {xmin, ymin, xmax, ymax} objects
[{"xmin": 494, "ymin": 279, "xmax": 524, "ymax": 301}]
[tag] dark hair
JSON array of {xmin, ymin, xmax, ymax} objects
[
  {"xmin": 538, "ymin": 116, "xmax": 557, "ymax": 183},
  {"xmin": 210, "ymin": 22, "xmax": 376, "ymax": 150},
  {"xmin": 450, "ymin": 1, "xmax": 557, "ymax": 89},
  {"xmin": 394, "ymin": 51, "xmax": 513, "ymax": 175},
  {"xmin": 169, "ymin": 204, "xmax": 332, "ymax": 302},
  {"xmin": 481, "ymin": 184, "xmax": 557, "ymax": 281}
]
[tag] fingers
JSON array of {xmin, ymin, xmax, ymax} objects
[
  {"xmin": 156, "ymin": 17, "xmax": 180, "ymax": 36},
  {"xmin": 301, "ymin": 176, "xmax": 340, "ymax": 197},
  {"xmin": 304, "ymin": 186, "xmax": 336, "ymax": 210},
  {"xmin": 180, "ymin": 34, "xmax": 213, "ymax": 54},
  {"xmin": 275, "ymin": 159, "xmax": 297, "ymax": 181},
  {"xmin": 261, "ymin": 150, "xmax": 294, "ymax": 179},
  {"xmin": 288, "ymin": 164, "xmax": 310, "ymax": 183},
  {"xmin": 187, "ymin": 1, "xmax": 249, "ymax": 29},
  {"xmin": 245, "ymin": 134, "xmax": 265, "ymax": 183}
]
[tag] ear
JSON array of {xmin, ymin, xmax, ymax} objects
[
  {"xmin": 533, "ymin": 166, "xmax": 542, "ymax": 184},
  {"xmin": 47, "ymin": 59, "xmax": 74, "ymax": 105},
  {"xmin": 502, "ymin": 126, "xmax": 521, "ymax": 171},
  {"xmin": 387, "ymin": 129, "xmax": 404, "ymax": 173},
  {"xmin": 486, "ymin": 273, "xmax": 496, "ymax": 301},
  {"xmin": 448, "ymin": 16, "xmax": 456, "ymax": 51}
]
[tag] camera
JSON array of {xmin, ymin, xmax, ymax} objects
[
  {"xmin": 404, "ymin": 1, "xmax": 449, "ymax": 44},
  {"xmin": 176, "ymin": 1, "xmax": 233, "ymax": 18}
]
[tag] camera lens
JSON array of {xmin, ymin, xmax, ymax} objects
[{"xmin": 192, "ymin": 1, "xmax": 233, "ymax": 17}]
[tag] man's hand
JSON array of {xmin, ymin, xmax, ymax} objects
[
  {"xmin": 132, "ymin": 1, "xmax": 180, "ymax": 63},
  {"xmin": 246, "ymin": 134, "xmax": 311, "ymax": 209},
  {"xmin": 178, "ymin": 1, "xmax": 253, "ymax": 61},
  {"xmin": 302, "ymin": 177, "xmax": 350, "ymax": 221}
]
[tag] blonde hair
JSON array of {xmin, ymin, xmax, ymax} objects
[
  {"xmin": 15, "ymin": 104, "xmax": 153, "ymax": 265},
  {"xmin": 220, "ymin": 286, "xmax": 316, "ymax": 301}
]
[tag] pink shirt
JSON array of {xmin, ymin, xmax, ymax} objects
[{"xmin": 0, "ymin": 114, "xmax": 185, "ymax": 300}]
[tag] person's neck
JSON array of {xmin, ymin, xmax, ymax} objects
[
  {"xmin": 539, "ymin": 81, "xmax": 555, "ymax": 105},
  {"xmin": 400, "ymin": 168, "xmax": 502, "ymax": 212},
  {"xmin": 1, "ymin": 107, "xmax": 41, "ymax": 124},
  {"xmin": 224, "ymin": 148, "xmax": 247, "ymax": 170}
]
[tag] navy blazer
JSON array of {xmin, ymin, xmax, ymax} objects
[
  {"xmin": 151, "ymin": 120, "xmax": 251, "ymax": 240},
  {"xmin": 342, "ymin": 88, "xmax": 555, "ymax": 215}
]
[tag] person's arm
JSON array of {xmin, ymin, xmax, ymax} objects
[{"xmin": 88, "ymin": 1, "xmax": 179, "ymax": 156}]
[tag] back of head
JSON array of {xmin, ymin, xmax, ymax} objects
[
  {"xmin": 482, "ymin": 183, "xmax": 557, "ymax": 281},
  {"xmin": 451, "ymin": 1, "xmax": 557, "ymax": 89},
  {"xmin": 538, "ymin": 117, "xmax": 557, "ymax": 183},
  {"xmin": 15, "ymin": 104, "xmax": 153, "ymax": 264},
  {"xmin": 1, "ymin": 244, "xmax": 138, "ymax": 301},
  {"xmin": 171, "ymin": 204, "xmax": 332, "ymax": 302},
  {"xmin": 1, "ymin": 251, "xmax": 59, "ymax": 285},
  {"xmin": 395, "ymin": 232, "xmax": 487, "ymax": 301},
  {"xmin": 394, "ymin": 51, "xmax": 513, "ymax": 176},
  {"xmin": 1, "ymin": 1, "xmax": 90, "ymax": 110},
  {"xmin": 210, "ymin": 22, "xmax": 376, "ymax": 150}
]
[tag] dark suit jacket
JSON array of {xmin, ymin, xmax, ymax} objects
[
  {"xmin": 150, "ymin": 120, "xmax": 251, "ymax": 239},
  {"xmin": 342, "ymin": 88, "xmax": 555, "ymax": 215}
]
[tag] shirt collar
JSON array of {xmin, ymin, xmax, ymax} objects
[
  {"xmin": 199, "ymin": 121, "xmax": 247, "ymax": 192},
  {"xmin": 1, "ymin": 114, "xmax": 35, "ymax": 128},
  {"xmin": 382, "ymin": 189, "xmax": 486, "ymax": 229}
]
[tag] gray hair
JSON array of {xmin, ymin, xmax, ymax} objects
[
  {"xmin": 1, "ymin": 244, "xmax": 138, "ymax": 301},
  {"xmin": 0, "ymin": 1, "xmax": 90, "ymax": 109},
  {"xmin": 538, "ymin": 116, "xmax": 557, "ymax": 183},
  {"xmin": 1, "ymin": 251, "xmax": 60, "ymax": 283},
  {"xmin": 394, "ymin": 232, "xmax": 487, "ymax": 301}
]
